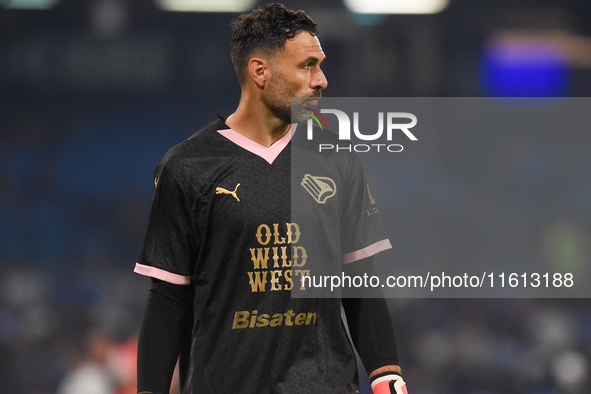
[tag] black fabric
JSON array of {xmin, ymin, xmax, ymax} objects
[
  {"xmin": 342, "ymin": 297, "xmax": 399, "ymax": 374},
  {"xmin": 341, "ymin": 259, "xmax": 399, "ymax": 375},
  {"xmin": 137, "ymin": 278, "xmax": 193, "ymax": 393}
]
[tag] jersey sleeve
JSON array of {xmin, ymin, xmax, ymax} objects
[
  {"xmin": 340, "ymin": 153, "xmax": 391, "ymax": 264},
  {"xmin": 135, "ymin": 161, "xmax": 201, "ymax": 284}
]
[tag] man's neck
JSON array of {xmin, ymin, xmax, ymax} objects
[{"xmin": 225, "ymin": 101, "xmax": 290, "ymax": 148}]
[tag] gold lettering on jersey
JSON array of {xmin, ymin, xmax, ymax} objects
[
  {"xmin": 247, "ymin": 222, "xmax": 309, "ymax": 292},
  {"xmin": 284, "ymin": 269, "xmax": 293, "ymax": 291},
  {"xmin": 232, "ymin": 309, "xmax": 317, "ymax": 329},
  {"xmin": 292, "ymin": 246, "xmax": 307, "ymax": 268},
  {"xmin": 366, "ymin": 183, "xmax": 379, "ymax": 216},
  {"xmin": 249, "ymin": 248, "xmax": 270, "ymax": 269},
  {"xmin": 286, "ymin": 222, "xmax": 301, "ymax": 244},
  {"xmin": 271, "ymin": 247, "xmax": 279, "ymax": 268},
  {"xmin": 215, "ymin": 183, "xmax": 241, "ymax": 202},
  {"xmin": 367, "ymin": 206, "xmax": 379, "ymax": 217},
  {"xmin": 293, "ymin": 269, "xmax": 311, "ymax": 290},
  {"xmin": 367, "ymin": 183, "xmax": 376, "ymax": 205},
  {"xmin": 247, "ymin": 271, "xmax": 268, "ymax": 292},
  {"xmin": 270, "ymin": 270, "xmax": 283, "ymax": 291},
  {"xmin": 280, "ymin": 246, "xmax": 289, "ymax": 267},
  {"xmin": 273, "ymin": 223, "xmax": 286, "ymax": 244},
  {"xmin": 255, "ymin": 224, "xmax": 272, "ymax": 245}
]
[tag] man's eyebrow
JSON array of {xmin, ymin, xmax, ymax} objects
[{"xmin": 303, "ymin": 55, "xmax": 326, "ymax": 64}]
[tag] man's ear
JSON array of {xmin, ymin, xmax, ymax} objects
[{"xmin": 248, "ymin": 57, "xmax": 269, "ymax": 89}]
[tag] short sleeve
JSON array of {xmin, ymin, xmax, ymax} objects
[
  {"xmin": 135, "ymin": 162, "xmax": 201, "ymax": 284},
  {"xmin": 340, "ymin": 153, "xmax": 391, "ymax": 264}
]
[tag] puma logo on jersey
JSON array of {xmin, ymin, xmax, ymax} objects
[
  {"xmin": 301, "ymin": 174, "xmax": 336, "ymax": 204},
  {"xmin": 216, "ymin": 183, "xmax": 241, "ymax": 202}
]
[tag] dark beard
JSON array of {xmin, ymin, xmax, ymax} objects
[
  {"xmin": 264, "ymin": 74, "xmax": 320, "ymax": 124},
  {"xmin": 288, "ymin": 97, "xmax": 312, "ymax": 124},
  {"xmin": 270, "ymin": 101, "xmax": 293, "ymax": 125}
]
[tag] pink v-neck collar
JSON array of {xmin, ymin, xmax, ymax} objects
[{"xmin": 217, "ymin": 124, "xmax": 296, "ymax": 165}]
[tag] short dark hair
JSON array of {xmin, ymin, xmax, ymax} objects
[{"xmin": 231, "ymin": 3, "xmax": 319, "ymax": 82}]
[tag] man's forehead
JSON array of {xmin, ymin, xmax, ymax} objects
[{"xmin": 284, "ymin": 32, "xmax": 325, "ymax": 58}]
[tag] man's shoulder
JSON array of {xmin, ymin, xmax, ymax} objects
[
  {"xmin": 161, "ymin": 115, "xmax": 226, "ymax": 162},
  {"xmin": 156, "ymin": 115, "xmax": 228, "ymax": 177}
]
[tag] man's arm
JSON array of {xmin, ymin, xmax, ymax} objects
[
  {"xmin": 369, "ymin": 365, "xmax": 402, "ymax": 378},
  {"xmin": 342, "ymin": 296, "xmax": 407, "ymax": 394},
  {"xmin": 137, "ymin": 278, "xmax": 192, "ymax": 394},
  {"xmin": 341, "ymin": 258, "xmax": 407, "ymax": 394},
  {"xmin": 341, "ymin": 297, "xmax": 400, "ymax": 372}
]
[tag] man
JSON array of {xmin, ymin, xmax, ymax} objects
[{"xmin": 134, "ymin": 3, "xmax": 407, "ymax": 393}]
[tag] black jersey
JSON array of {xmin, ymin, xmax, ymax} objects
[{"xmin": 135, "ymin": 115, "xmax": 391, "ymax": 393}]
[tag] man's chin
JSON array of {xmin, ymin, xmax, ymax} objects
[
  {"xmin": 290, "ymin": 98, "xmax": 321, "ymax": 122},
  {"xmin": 290, "ymin": 107, "xmax": 312, "ymax": 124}
]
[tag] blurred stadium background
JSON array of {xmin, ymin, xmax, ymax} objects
[{"xmin": 1, "ymin": 0, "xmax": 591, "ymax": 393}]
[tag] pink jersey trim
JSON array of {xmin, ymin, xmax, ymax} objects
[
  {"xmin": 217, "ymin": 124, "xmax": 296, "ymax": 165},
  {"xmin": 342, "ymin": 239, "xmax": 392, "ymax": 264},
  {"xmin": 134, "ymin": 263, "xmax": 191, "ymax": 285}
]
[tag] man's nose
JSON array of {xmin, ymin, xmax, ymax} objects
[{"xmin": 312, "ymin": 69, "xmax": 328, "ymax": 90}]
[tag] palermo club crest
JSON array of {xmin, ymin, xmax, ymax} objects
[{"xmin": 301, "ymin": 174, "xmax": 336, "ymax": 204}]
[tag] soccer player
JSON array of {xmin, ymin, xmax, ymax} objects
[{"xmin": 134, "ymin": 3, "xmax": 407, "ymax": 393}]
